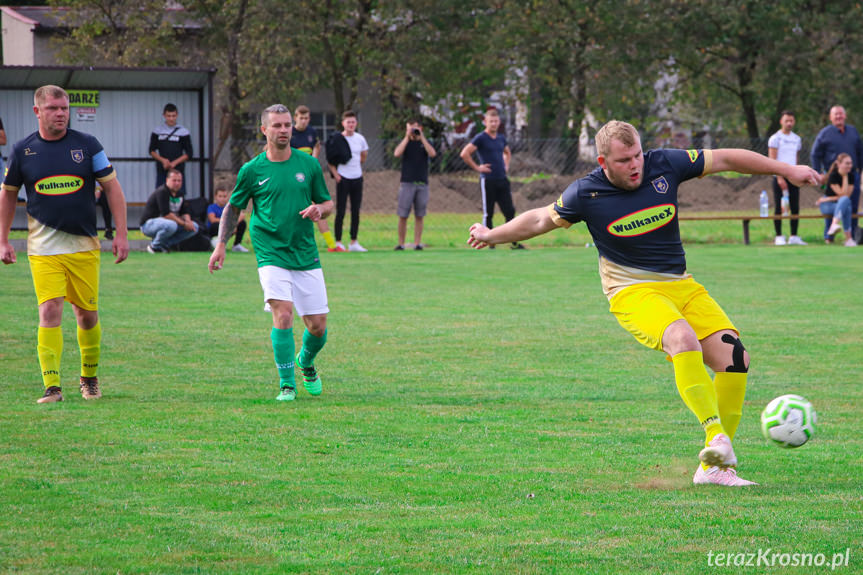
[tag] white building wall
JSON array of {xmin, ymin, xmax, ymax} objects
[
  {"xmin": 0, "ymin": 88, "xmax": 210, "ymax": 205},
  {"xmin": 1, "ymin": 9, "xmax": 36, "ymax": 65}
]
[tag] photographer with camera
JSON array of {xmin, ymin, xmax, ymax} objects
[{"xmin": 393, "ymin": 118, "xmax": 437, "ymax": 250}]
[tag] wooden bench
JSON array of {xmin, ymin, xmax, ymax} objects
[{"xmin": 678, "ymin": 214, "xmax": 847, "ymax": 245}]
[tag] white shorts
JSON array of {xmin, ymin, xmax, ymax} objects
[{"xmin": 257, "ymin": 266, "xmax": 329, "ymax": 316}]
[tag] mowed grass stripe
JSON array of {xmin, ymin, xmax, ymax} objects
[{"xmin": 0, "ymin": 245, "xmax": 858, "ymax": 574}]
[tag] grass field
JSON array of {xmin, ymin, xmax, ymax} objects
[{"xmin": 1, "ymin": 237, "xmax": 860, "ymax": 574}]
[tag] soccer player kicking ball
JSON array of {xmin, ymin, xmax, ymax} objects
[
  {"xmin": 467, "ymin": 121, "xmax": 821, "ymax": 486},
  {"xmin": 209, "ymin": 104, "xmax": 333, "ymax": 401}
]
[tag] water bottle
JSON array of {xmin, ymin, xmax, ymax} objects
[
  {"xmin": 759, "ymin": 190, "xmax": 769, "ymax": 217},
  {"xmin": 781, "ymin": 190, "xmax": 790, "ymax": 216}
]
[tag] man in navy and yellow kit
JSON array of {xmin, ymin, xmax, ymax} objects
[
  {"xmin": 0, "ymin": 85, "xmax": 129, "ymax": 403},
  {"xmin": 467, "ymin": 121, "xmax": 820, "ymax": 486}
]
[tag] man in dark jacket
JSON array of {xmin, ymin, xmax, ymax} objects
[{"xmin": 140, "ymin": 169, "xmax": 199, "ymax": 253}]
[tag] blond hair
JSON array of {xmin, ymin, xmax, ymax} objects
[
  {"xmin": 595, "ymin": 121, "xmax": 640, "ymax": 157},
  {"xmin": 34, "ymin": 85, "xmax": 68, "ymax": 107}
]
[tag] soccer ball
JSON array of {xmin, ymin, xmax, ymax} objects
[{"xmin": 760, "ymin": 394, "xmax": 817, "ymax": 448}]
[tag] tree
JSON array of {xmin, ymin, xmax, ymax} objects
[{"xmin": 666, "ymin": 0, "xmax": 863, "ymax": 142}]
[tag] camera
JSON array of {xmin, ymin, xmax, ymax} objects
[{"xmin": 412, "ymin": 128, "xmax": 421, "ymax": 136}]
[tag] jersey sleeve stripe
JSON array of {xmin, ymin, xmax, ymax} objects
[
  {"xmin": 548, "ymin": 203, "xmax": 571, "ymax": 228},
  {"xmin": 700, "ymin": 149, "xmax": 713, "ymax": 177}
]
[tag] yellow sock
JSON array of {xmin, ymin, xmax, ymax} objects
[
  {"xmin": 37, "ymin": 326, "xmax": 63, "ymax": 389},
  {"xmin": 714, "ymin": 372, "xmax": 747, "ymax": 441},
  {"xmin": 672, "ymin": 351, "xmax": 725, "ymax": 444},
  {"xmin": 78, "ymin": 322, "xmax": 101, "ymax": 378},
  {"xmin": 322, "ymin": 230, "xmax": 336, "ymax": 249}
]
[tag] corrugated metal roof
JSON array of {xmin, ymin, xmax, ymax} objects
[{"xmin": 0, "ymin": 65, "xmax": 214, "ymax": 90}]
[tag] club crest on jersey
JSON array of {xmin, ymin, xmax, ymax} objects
[
  {"xmin": 71, "ymin": 149, "xmax": 84, "ymax": 163},
  {"xmin": 295, "ymin": 173, "xmax": 306, "ymax": 183},
  {"xmin": 607, "ymin": 204, "xmax": 676, "ymax": 237},
  {"xmin": 34, "ymin": 175, "xmax": 84, "ymax": 196},
  {"xmin": 651, "ymin": 176, "xmax": 669, "ymax": 194}
]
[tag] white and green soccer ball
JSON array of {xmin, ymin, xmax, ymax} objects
[{"xmin": 760, "ymin": 394, "xmax": 817, "ymax": 448}]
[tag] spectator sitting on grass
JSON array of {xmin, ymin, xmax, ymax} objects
[{"xmin": 207, "ymin": 187, "xmax": 248, "ymax": 252}]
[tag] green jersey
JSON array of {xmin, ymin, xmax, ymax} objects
[{"xmin": 230, "ymin": 150, "xmax": 330, "ymax": 270}]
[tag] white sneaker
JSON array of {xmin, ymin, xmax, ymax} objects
[
  {"xmin": 827, "ymin": 220, "xmax": 842, "ymax": 236},
  {"xmin": 693, "ymin": 465, "xmax": 758, "ymax": 486},
  {"xmin": 348, "ymin": 242, "xmax": 368, "ymax": 252},
  {"xmin": 774, "ymin": 235, "xmax": 787, "ymax": 246},
  {"xmin": 335, "ymin": 241, "xmax": 346, "ymax": 251},
  {"xmin": 788, "ymin": 235, "xmax": 807, "ymax": 245},
  {"xmin": 232, "ymin": 244, "xmax": 250, "ymax": 252},
  {"xmin": 698, "ymin": 433, "xmax": 737, "ymax": 468},
  {"xmin": 844, "ymin": 238, "xmax": 857, "ymax": 247}
]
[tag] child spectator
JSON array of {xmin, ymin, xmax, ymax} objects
[{"xmin": 207, "ymin": 187, "xmax": 248, "ymax": 252}]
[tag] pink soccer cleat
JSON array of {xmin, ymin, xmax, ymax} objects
[
  {"xmin": 693, "ymin": 465, "xmax": 758, "ymax": 486},
  {"xmin": 699, "ymin": 433, "xmax": 738, "ymax": 469}
]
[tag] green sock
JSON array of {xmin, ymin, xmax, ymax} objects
[
  {"xmin": 299, "ymin": 328, "xmax": 327, "ymax": 367},
  {"xmin": 270, "ymin": 327, "xmax": 295, "ymax": 389}
]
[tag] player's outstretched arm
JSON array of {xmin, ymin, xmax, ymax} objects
[
  {"xmin": 709, "ymin": 149, "xmax": 821, "ymax": 187},
  {"xmin": 467, "ymin": 207, "xmax": 557, "ymax": 249},
  {"xmin": 208, "ymin": 203, "xmax": 240, "ymax": 273},
  {"xmin": 0, "ymin": 187, "xmax": 19, "ymax": 265}
]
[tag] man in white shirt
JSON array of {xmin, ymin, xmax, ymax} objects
[
  {"xmin": 767, "ymin": 110, "xmax": 806, "ymax": 245},
  {"xmin": 328, "ymin": 110, "xmax": 369, "ymax": 252}
]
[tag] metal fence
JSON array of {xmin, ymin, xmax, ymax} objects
[{"xmin": 214, "ymin": 135, "xmax": 813, "ymax": 217}]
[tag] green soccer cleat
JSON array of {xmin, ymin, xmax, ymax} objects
[
  {"xmin": 276, "ymin": 386, "xmax": 296, "ymax": 402},
  {"xmin": 296, "ymin": 352, "xmax": 322, "ymax": 396}
]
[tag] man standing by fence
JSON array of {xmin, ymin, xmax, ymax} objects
[
  {"xmin": 393, "ymin": 118, "xmax": 436, "ymax": 250},
  {"xmin": 768, "ymin": 110, "xmax": 806, "ymax": 245},
  {"xmin": 810, "ymin": 105, "xmax": 863, "ymax": 239},
  {"xmin": 460, "ymin": 108, "xmax": 524, "ymax": 249}
]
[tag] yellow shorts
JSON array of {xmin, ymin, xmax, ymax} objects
[
  {"xmin": 608, "ymin": 277, "xmax": 736, "ymax": 352},
  {"xmin": 28, "ymin": 250, "xmax": 101, "ymax": 310}
]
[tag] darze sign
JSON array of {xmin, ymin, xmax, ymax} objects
[{"xmin": 67, "ymin": 90, "xmax": 100, "ymax": 107}]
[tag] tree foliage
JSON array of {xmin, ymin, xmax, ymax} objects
[{"xmin": 44, "ymin": 0, "xmax": 863, "ymax": 155}]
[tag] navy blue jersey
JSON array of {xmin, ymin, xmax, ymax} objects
[
  {"xmin": 3, "ymin": 129, "xmax": 115, "ymax": 240},
  {"xmin": 291, "ymin": 127, "xmax": 319, "ymax": 156},
  {"xmin": 551, "ymin": 149, "xmax": 709, "ymax": 275},
  {"xmin": 470, "ymin": 131, "xmax": 508, "ymax": 180}
]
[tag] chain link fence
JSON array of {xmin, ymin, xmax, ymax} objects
[{"xmin": 216, "ymin": 135, "xmax": 813, "ymax": 217}]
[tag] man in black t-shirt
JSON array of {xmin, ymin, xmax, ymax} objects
[
  {"xmin": 139, "ymin": 169, "xmax": 199, "ymax": 253},
  {"xmin": 393, "ymin": 119, "xmax": 436, "ymax": 250}
]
